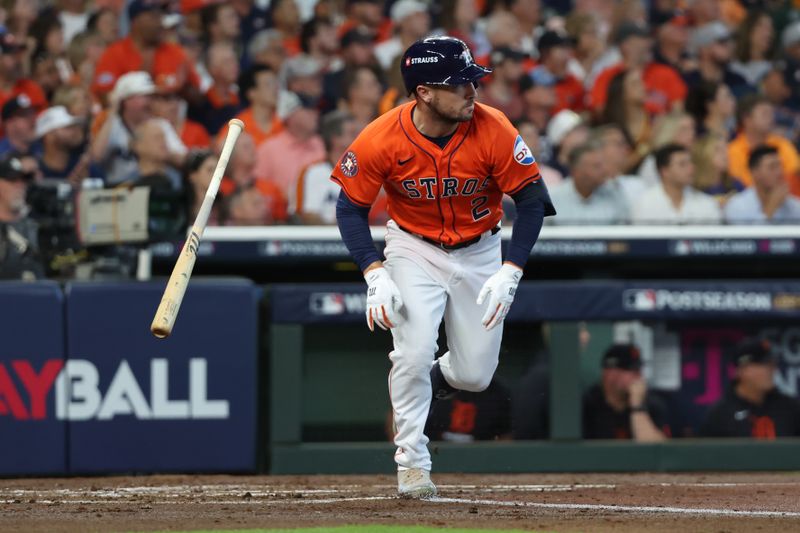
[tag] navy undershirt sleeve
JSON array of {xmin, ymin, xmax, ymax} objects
[
  {"xmin": 336, "ymin": 190, "xmax": 381, "ymax": 272},
  {"xmin": 506, "ymin": 180, "xmax": 556, "ymax": 268}
]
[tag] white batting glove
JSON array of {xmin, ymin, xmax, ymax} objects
[
  {"xmin": 476, "ymin": 263, "xmax": 522, "ymax": 330},
  {"xmin": 364, "ymin": 267, "xmax": 404, "ymax": 331}
]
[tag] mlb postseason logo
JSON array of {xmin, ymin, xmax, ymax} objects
[{"xmin": 513, "ymin": 135, "xmax": 535, "ymax": 165}]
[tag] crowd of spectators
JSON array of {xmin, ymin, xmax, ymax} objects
[
  {"xmin": 1, "ymin": 0, "xmax": 800, "ymax": 235},
  {"xmin": 4, "ymin": 0, "xmax": 800, "ymax": 276}
]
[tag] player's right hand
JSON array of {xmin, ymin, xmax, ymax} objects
[{"xmin": 364, "ymin": 267, "xmax": 404, "ymax": 331}]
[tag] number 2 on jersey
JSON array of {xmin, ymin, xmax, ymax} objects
[{"xmin": 471, "ymin": 196, "xmax": 490, "ymax": 221}]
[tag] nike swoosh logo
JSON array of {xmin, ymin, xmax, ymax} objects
[{"xmin": 398, "ymin": 156, "xmax": 414, "ymax": 166}]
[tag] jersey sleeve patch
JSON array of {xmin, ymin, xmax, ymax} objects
[
  {"xmin": 513, "ymin": 135, "xmax": 535, "ymax": 166},
  {"xmin": 339, "ymin": 150, "xmax": 359, "ymax": 178}
]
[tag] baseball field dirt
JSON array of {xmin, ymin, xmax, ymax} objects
[{"xmin": 1, "ymin": 472, "xmax": 799, "ymax": 532}]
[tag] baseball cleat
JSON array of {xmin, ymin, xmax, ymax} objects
[{"xmin": 397, "ymin": 468, "xmax": 437, "ymax": 499}]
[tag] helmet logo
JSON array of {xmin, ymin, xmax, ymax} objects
[
  {"xmin": 409, "ymin": 56, "xmax": 439, "ymax": 65},
  {"xmin": 460, "ymin": 47, "xmax": 473, "ymax": 66}
]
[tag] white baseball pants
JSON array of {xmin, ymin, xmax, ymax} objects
[{"xmin": 383, "ymin": 220, "xmax": 503, "ymax": 471}]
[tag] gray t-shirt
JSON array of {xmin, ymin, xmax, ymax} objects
[
  {"xmin": 548, "ymin": 178, "xmax": 631, "ymax": 225},
  {"xmin": 724, "ymin": 187, "xmax": 800, "ymax": 224}
]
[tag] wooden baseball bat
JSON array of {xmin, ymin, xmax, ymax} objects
[{"xmin": 150, "ymin": 118, "xmax": 245, "ymax": 338}]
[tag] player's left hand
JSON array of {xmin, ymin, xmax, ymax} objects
[{"xmin": 477, "ymin": 263, "xmax": 522, "ymax": 330}]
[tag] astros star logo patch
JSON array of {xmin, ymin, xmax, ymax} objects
[{"xmin": 340, "ymin": 151, "xmax": 359, "ymax": 177}]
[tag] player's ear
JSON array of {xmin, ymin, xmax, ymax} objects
[{"xmin": 416, "ymin": 85, "xmax": 433, "ymax": 104}]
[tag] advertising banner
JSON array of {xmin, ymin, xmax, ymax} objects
[
  {"xmin": 271, "ymin": 281, "xmax": 800, "ymax": 324},
  {"xmin": 0, "ymin": 281, "xmax": 66, "ymax": 475},
  {"xmin": 65, "ymin": 279, "xmax": 259, "ymax": 473}
]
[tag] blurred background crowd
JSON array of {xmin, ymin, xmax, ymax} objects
[{"xmin": 2, "ymin": 0, "xmax": 800, "ymax": 279}]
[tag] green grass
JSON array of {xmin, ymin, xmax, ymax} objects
[{"xmin": 153, "ymin": 527, "xmax": 542, "ymax": 533}]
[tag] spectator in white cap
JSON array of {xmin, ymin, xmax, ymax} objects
[
  {"xmin": 35, "ymin": 105, "xmax": 100, "ymax": 183},
  {"xmin": 374, "ymin": 0, "xmax": 431, "ymax": 71},
  {"xmin": 546, "ymin": 108, "xmax": 589, "ymax": 177},
  {"xmin": 90, "ymin": 71, "xmax": 187, "ymax": 186},
  {"xmin": 685, "ymin": 21, "xmax": 752, "ymax": 98},
  {"xmin": 253, "ymin": 90, "xmax": 325, "ymax": 195},
  {"xmin": 283, "ymin": 54, "xmax": 324, "ymax": 101},
  {"xmin": 782, "ymin": 20, "xmax": 800, "ymax": 60}
]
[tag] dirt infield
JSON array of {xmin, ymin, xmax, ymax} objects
[{"xmin": 1, "ymin": 472, "xmax": 800, "ymax": 533}]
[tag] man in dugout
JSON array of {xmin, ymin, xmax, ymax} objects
[
  {"xmin": 583, "ymin": 343, "xmax": 669, "ymax": 442},
  {"xmin": 701, "ymin": 337, "xmax": 800, "ymax": 439}
]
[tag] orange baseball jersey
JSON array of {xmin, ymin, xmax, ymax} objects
[
  {"xmin": 91, "ymin": 37, "xmax": 200, "ymax": 98},
  {"xmin": 330, "ymin": 101, "xmax": 541, "ymax": 246}
]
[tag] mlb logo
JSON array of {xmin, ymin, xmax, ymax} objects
[
  {"xmin": 310, "ymin": 293, "xmax": 345, "ymax": 315},
  {"xmin": 623, "ymin": 289, "xmax": 657, "ymax": 311}
]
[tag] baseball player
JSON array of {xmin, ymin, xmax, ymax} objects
[{"xmin": 332, "ymin": 37, "xmax": 556, "ymax": 498}]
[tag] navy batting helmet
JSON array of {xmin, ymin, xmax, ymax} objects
[{"xmin": 400, "ymin": 36, "xmax": 491, "ymax": 95}]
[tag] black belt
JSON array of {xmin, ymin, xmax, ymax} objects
[{"xmin": 398, "ymin": 224, "xmax": 500, "ymax": 251}]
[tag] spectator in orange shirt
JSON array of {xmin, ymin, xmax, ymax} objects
[
  {"xmin": 189, "ymin": 42, "xmax": 240, "ymax": 135},
  {"xmin": 222, "ymin": 182, "xmax": 287, "ymax": 225},
  {"xmin": 254, "ymin": 90, "xmax": 325, "ymax": 194},
  {"xmin": 151, "ymin": 77, "xmax": 210, "ymax": 149},
  {"xmin": 531, "ymin": 31, "xmax": 585, "ymax": 114},
  {"xmin": 338, "ymin": 0, "xmax": 391, "ymax": 43},
  {"xmin": 0, "ymin": 32, "xmax": 47, "ymax": 111},
  {"xmin": 728, "ymin": 94, "xmax": 800, "ymax": 193},
  {"xmin": 224, "ymin": 65, "xmax": 282, "ymax": 148},
  {"xmin": 92, "ymin": 0, "xmax": 200, "ymax": 103},
  {"xmin": 589, "ymin": 22, "xmax": 686, "ymax": 117},
  {"xmin": 271, "ymin": 0, "xmax": 303, "ymax": 56},
  {"xmin": 218, "ymin": 131, "xmax": 288, "ymax": 223},
  {"xmin": 480, "ymin": 47, "xmax": 526, "ymax": 123}
]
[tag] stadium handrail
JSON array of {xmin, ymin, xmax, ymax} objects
[{"xmin": 202, "ymin": 224, "xmax": 800, "ymax": 241}]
